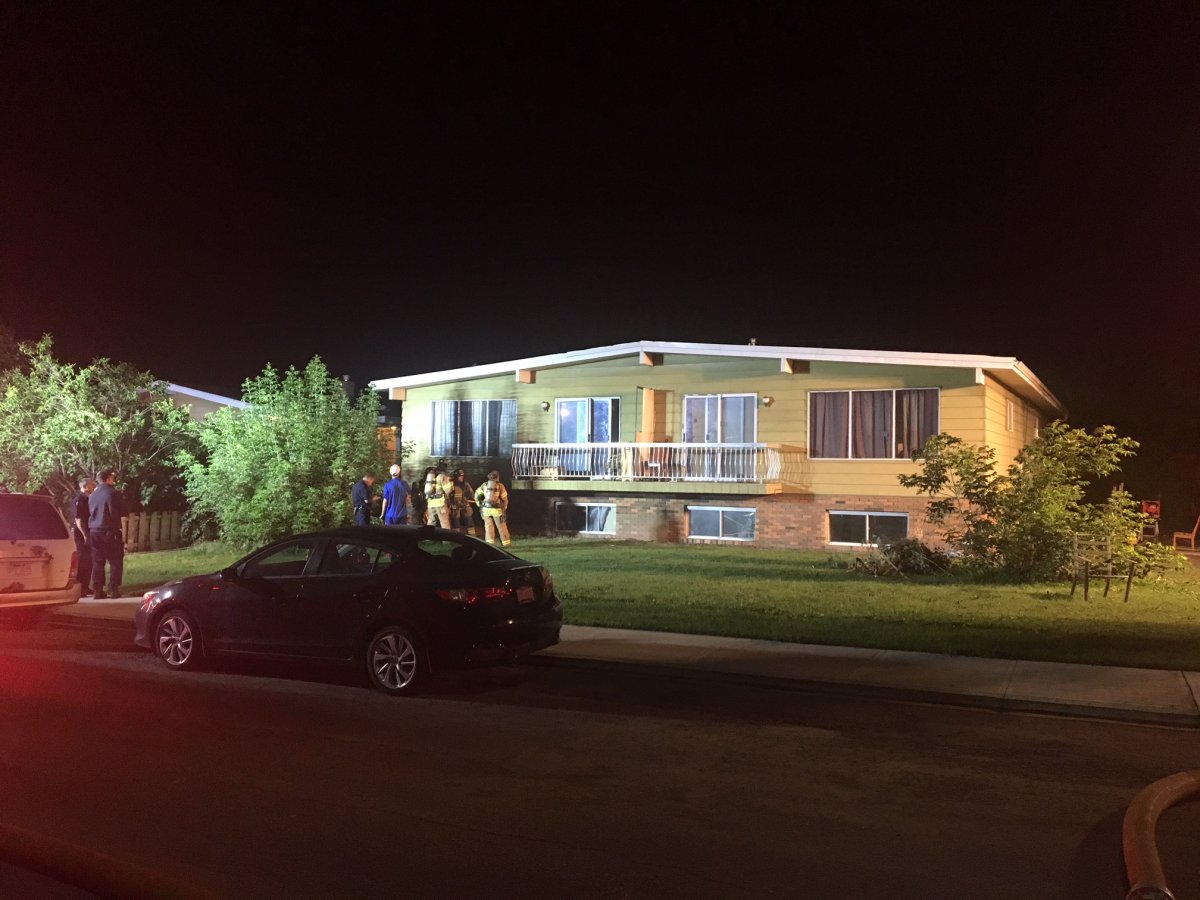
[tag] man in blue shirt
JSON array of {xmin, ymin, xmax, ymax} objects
[
  {"xmin": 351, "ymin": 474, "xmax": 376, "ymax": 526},
  {"xmin": 380, "ymin": 464, "xmax": 411, "ymax": 525}
]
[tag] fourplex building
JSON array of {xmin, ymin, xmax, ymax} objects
[{"xmin": 371, "ymin": 340, "xmax": 1066, "ymax": 550}]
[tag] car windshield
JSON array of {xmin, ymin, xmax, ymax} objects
[{"xmin": 0, "ymin": 495, "xmax": 69, "ymax": 541}]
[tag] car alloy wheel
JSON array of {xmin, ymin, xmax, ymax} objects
[
  {"xmin": 156, "ymin": 610, "xmax": 202, "ymax": 670},
  {"xmin": 366, "ymin": 626, "xmax": 425, "ymax": 695}
]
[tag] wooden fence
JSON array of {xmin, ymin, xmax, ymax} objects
[{"xmin": 122, "ymin": 511, "xmax": 184, "ymax": 552}]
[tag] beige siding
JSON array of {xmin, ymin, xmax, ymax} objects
[
  {"xmin": 399, "ymin": 355, "xmax": 1005, "ymax": 497},
  {"xmin": 982, "ymin": 374, "xmax": 1041, "ymax": 469}
]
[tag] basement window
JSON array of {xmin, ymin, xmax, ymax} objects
[
  {"xmin": 828, "ymin": 511, "xmax": 908, "ymax": 546},
  {"xmin": 687, "ymin": 506, "xmax": 756, "ymax": 541},
  {"xmin": 555, "ymin": 502, "xmax": 616, "ymax": 535}
]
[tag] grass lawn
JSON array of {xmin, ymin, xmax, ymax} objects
[{"xmin": 122, "ymin": 538, "xmax": 1200, "ymax": 671}]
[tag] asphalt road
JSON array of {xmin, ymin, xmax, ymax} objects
[{"xmin": 0, "ymin": 622, "xmax": 1198, "ymax": 900}]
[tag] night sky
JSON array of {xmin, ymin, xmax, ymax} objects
[{"xmin": 3, "ymin": 3, "xmax": 1198, "ymax": 492}]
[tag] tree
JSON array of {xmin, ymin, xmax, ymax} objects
[
  {"xmin": 898, "ymin": 422, "xmax": 1154, "ymax": 580},
  {"xmin": 0, "ymin": 322, "xmax": 20, "ymax": 373},
  {"xmin": 178, "ymin": 357, "xmax": 393, "ymax": 547},
  {"xmin": 0, "ymin": 336, "xmax": 196, "ymax": 511}
]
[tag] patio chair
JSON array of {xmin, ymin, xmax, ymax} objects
[
  {"xmin": 1070, "ymin": 533, "xmax": 1134, "ymax": 602},
  {"xmin": 1172, "ymin": 515, "xmax": 1200, "ymax": 550}
]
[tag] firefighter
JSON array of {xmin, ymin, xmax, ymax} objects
[
  {"xmin": 424, "ymin": 466, "xmax": 451, "ymax": 528},
  {"xmin": 447, "ymin": 468, "xmax": 475, "ymax": 535},
  {"xmin": 474, "ymin": 470, "xmax": 512, "ymax": 546}
]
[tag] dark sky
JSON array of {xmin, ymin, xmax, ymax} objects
[{"xmin": 3, "ymin": 2, "xmax": 1198, "ymax": 471}]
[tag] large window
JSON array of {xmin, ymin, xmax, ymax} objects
[
  {"xmin": 809, "ymin": 389, "xmax": 938, "ymax": 459},
  {"xmin": 431, "ymin": 400, "xmax": 517, "ymax": 457},
  {"xmin": 556, "ymin": 398, "xmax": 620, "ymax": 443},
  {"xmin": 683, "ymin": 394, "xmax": 756, "ymax": 443},
  {"xmin": 555, "ymin": 502, "xmax": 616, "ymax": 535},
  {"xmin": 828, "ymin": 511, "xmax": 908, "ymax": 545},
  {"xmin": 687, "ymin": 506, "xmax": 756, "ymax": 541}
]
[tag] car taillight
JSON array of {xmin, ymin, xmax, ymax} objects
[
  {"xmin": 68, "ymin": 550, "xmax": 78, "ymax": 584},
  {"xmin": 436, "ymin": 586, "xmax": 510, "ymax": 605}
]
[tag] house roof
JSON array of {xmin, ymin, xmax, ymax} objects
[
  {"xmin": 166, "ymin": 383, "xmax": 248, "ymax": 409},
  {"xmin": 370, "ymin": 340, "xmax": 1067, "ymax": 417}
]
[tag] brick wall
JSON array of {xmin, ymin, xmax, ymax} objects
[{"xmin": 507, "ymin": 490, "xmax": 937, "ymax": 550}]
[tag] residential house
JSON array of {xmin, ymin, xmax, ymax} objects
[{"xmin": 370, "ymin": 341, "xmax": 1065, "ymax": 549}]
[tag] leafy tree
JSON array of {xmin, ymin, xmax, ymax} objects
[
  {"xmin": 178, "ymin": 357, "xmax": 393, "ymax": 548},
  {"xmin": 898, "ymin": 422, "xmax": 1159, "ymax": 580},
  {"xmin": 0, "ymin": 336, "xmax": 195, "ymax": 511}
]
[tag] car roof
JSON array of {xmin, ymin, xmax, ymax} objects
[{"xmin": 278, "ymin": 525, "xmax": 456, "ymax": 546}]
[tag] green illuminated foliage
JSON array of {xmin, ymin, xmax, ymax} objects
[
  {"xmin": 0, "ymin": 336, "xmax": 194, "ymax": 512},
  {"xmin": 177, "ymin": 357, "xmax": 393, "ymax": 548}
]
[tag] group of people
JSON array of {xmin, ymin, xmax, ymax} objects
[
  {"xmin": 71, "ymin": 470, "xmax": 129, "ymax": 599},
  {"xmin": 352, "ymin": 465, "xmax": 512, "ymax": 546}
]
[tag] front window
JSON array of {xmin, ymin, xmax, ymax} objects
[
  {"xmin": 556, "ymin": 502, "xmax": 616, "ymax": 535},
  {"xmin": 242, "ymin": 540, "xmax": 320, "ymax": 578},
  {"xmin": 828, "ymin": 511, "xmax": 908, "ymax": 545},
  {"xmin": 557, "ymin": 398, "xmax": 620, "ymax": 443},
  {"xmin": 809, "ymin": 389, "xmax": 938, "ymax": 459},
  {"xmin": 431, "ymin": 399, "xmax": 516, "ymax": 457},
  {"xmin": 687, "ymin": 506, "xmax": 756, "ymax": 541},
  {"xmin": 683, "ymin": 394, "xmax": 756, "ymax": 443}
]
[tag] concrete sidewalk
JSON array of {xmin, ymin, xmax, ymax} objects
[{"xmin": 54, "ymin": 598, "xmax": 1200, "ymax": 728}]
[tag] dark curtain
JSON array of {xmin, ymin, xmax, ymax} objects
[
  {"xmin": 895, "ymin": 389, "xmax": 938, "ymax": 458},
  {"xmin": 851, "ymin": 391, "xmax": 891, "ymax": 459},
  {"xmin": 809, "ymin": 392, "xmax": 849, "ymax": 458}
]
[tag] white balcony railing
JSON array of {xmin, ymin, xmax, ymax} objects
[{"xmin": 511, "ymin": 442, "xmax": 781, "ymax": 484}]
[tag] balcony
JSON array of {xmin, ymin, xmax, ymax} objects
[{"xmin": 511, "ymin": 442, "xmax": 784, "ymax": 485}]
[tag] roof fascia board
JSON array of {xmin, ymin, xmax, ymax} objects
[{"xmin": 166, "ymin": 383, "xmax": 248, "ymax": 408}]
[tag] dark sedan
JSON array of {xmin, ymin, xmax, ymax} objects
[{"xmin": 134, "ymin": 525, "xmax": 562, "ymax": 694}]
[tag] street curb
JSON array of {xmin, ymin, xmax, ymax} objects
[
  {"xmin": 52, "ymin": 613, "xmax": 133, "ymax": 633},
  {"xmin": 521, "ymin": 654, "xmax": 1200, "ymax": 730}
]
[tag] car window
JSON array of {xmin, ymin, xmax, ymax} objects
[
  {"xmin": 0, "ymin": 496, "xmax": 69, "ymax": 541},
  {"xmin": 320, "ymin": 542, "xmax": 380, "ymax": 576},
  {"xmin": 242, "ymin": 541, "xmax": 319, "ymax": 578},
  {"xmin": 415, "ymin": 537, "xmax": 507, "ymax": 565}
]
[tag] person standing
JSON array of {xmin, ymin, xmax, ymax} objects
[
  {"xmin": 87, "ymin": 470, "xmax": 128, "ymax": 599},
  {"xmin": 447, "ymin": 468, "xmax": 475, "ymax": 534},
  {"xmin": 474, "ymin": 470, "xmax": 512, "ymax": 547},
  {"xmin": 72, "ymin": 477, "xmax": 97, "ymax": 596},
  {"xmin": 352, "ymin": 473, "xmax": 376, "ymax": 526},
  {"xmin": 424, "ymin": 466, "xmax": 451, "ymax": 528},
  {"xmin": 380, "ymin": 464, "xmax": 411, "ymax": 525},
  {"xmin": 411, "ymin": 467, "xmax": 432, "ymax": 525}
]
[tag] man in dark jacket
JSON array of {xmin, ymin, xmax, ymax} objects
[
  {"xmin": 72, "ymin": 477, "xmax": 96, "ymax": 596},
  {"xmin": 352, "ymin": 473, "xmax": 376, "ymax": 526},
  {"xmin": 88, "ymin": 470, "xmax": 128, "ymax": 599}
]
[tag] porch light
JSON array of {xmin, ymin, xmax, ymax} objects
[
  {"xmin": 761, "ymin": 396, "xmax": 774, "ymax": 407},
  {"xmin": 541, "ymin": 401, "xmax": 551, "ymax": 411}
]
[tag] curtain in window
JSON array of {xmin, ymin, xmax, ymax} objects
[
  {"xmin": 431, "ymin": 402, "xmax": 459, "ymax": 455},
  {"xmin": 720, "ymin": 395, "xmax": 755, "ymax": 443},
  {"xmin": 809, "ymin": 392, "xmax": 849, "ymax": 458},
  {"xmin": 895, "ymin": 389, "xmax": 938, "ymax": 458},
  {"xmin": 852, "ymin": 391, "xmax": 891, "ymax": 459}
]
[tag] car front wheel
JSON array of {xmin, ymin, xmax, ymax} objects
[
  {"xmin": 156, "ymin": 610, "xmax": 203, "ymax": 670},
  {"xmin": 366, "ymin": 626, "xmax": 426, "ymax": 695}
]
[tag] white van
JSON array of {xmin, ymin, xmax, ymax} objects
[{"xmin": 0, "ymin": 493, "xmax": 82, "ymax": 619}]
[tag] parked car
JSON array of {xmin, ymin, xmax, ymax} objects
[
  {"xmin": 0, "ymin": 493, "xmax": 82, "ymax": 622},
  {"xmin": 134, "ymin": 525, "xmax": 562, "ymax": 694}
]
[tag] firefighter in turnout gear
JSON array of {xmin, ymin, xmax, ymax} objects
[
  {"xmin": 447, "ymin": 468, "xmax": 475, "ymax": 535},
  {"xmin": 424, "ymin": 467, "xmax": 452, "ymax": 528},
  {"xmin": 474, "ymin": 470, "xmax": 512, "ymax": 546}
]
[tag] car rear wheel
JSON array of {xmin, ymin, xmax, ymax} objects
[
  {"xmin": 366, "ymin": 626, "xmax": 425, "ymax": 695},
  {"xmin": 156, "ymin": 610, "xmax": 202, "ymax": 670}
]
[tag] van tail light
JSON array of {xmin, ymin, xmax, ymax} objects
[
  {"xmin": 436, "ymin": 586, "xmax": 510, "ymax": 605},
  {"xmin": 67, "ymin": 551, "xmax": 79, "ymax": 587}
]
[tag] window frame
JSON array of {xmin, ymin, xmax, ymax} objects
[
  {"xmin": 429, "ymin": 398, "xmax": 517, "ymax": 458},
  {"xmin": 1005, "ymin": 398, "xmax": 1015, "ymax": 433},
  {"xmin": 686, "ymin": 505, "xmax": 757, "ymax": 542},
  {"xmin": 682, "ymin": 393, "xmax": 758, "ymax": 444},
  {"xmin": 826, "ymin": 510, "xmax": 909, "ymax": 546},
  {"xmin": 554, "ymin": 501, "xmax": 617, "ymax": 535},
  {"xmin": 554, "ymin": 396, "xmax": 622, "ymax": 444},
  {"xmin": 807, "ymin": 388, "xmax": 941, "ymax": 460}
]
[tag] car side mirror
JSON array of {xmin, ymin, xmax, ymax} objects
[{"xmin": 220, "ymin": 566, "xmax": 238, "ymax": 581}]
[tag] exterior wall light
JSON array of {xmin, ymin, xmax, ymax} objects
[
  {"xmin": 541, "ymin": 401, "xmax": 551, "ymax": 411},
  {"xmin": 761, "ymin": 396, "xmax": 774, "ymax": 407}
]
